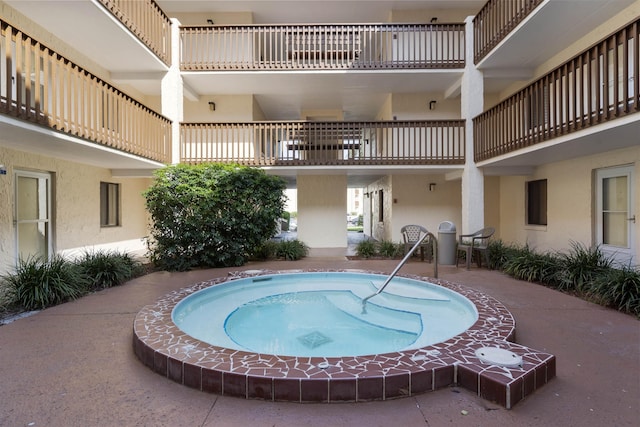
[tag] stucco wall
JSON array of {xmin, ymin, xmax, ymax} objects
[
  {"xmin": 0, "ymin": 146, "xmax": 151, "ymax": 275},
  {"xmin": 391, "ymin": 93, "xmax": 461, "ymax": 120},
  {"xmin": 390, "ymin": 174, "xmax": 462, "ymax": 242},
  {"xmin": 390, "ymin": 9, "xmax": 478, "ymax": 23},
  {"xmin": 172, "ymin": 12, "xmax": 254, "ymax": 25},
  {"xmin": 498, "ymin": 146, "xmax": 640, "ymax": 255},
  {"xmin": 296, "ymin": 175, "xmax": 348, "ymax": 248},
  {"xmin": 184, "ymin": 95, "xmax": 254, "ymax": 122},
  {"xmin": 484, "ymin": 175, "xmax": 501, "ymax": 239}
]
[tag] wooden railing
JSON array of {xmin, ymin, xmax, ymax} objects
[
  {"xmin": 181, "ymin": 23, "xmax": 465, "ymax": 70},
  {"xmin": 473, "ymin": 0, "xmax": 544, "ymax": 64},
  {"xmin": 474, "ymin": 20, "xmax": 640, "ymax": 162},
  {"xmin": 181, "ymin": 120, "xmax": 465, "ymax": 166},
  {"xmin": 98, "ymin": 0, "xmax": 172, "ymax": 66},
  {"xmin": 0, "ymin": 19, "xmax": 172, "ymax": 164}
]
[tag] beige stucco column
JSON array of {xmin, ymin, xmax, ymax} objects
[
  {"xmin": 460, "ymin": 16, "xmax": 485, "ymax": 234},
  {"xmin": 162, "ymin": 18, "xmax": 184, "ymax": 165},
  {"xmin": 297, "ymin": 175, "xmax": 348, "ymax": 248}
]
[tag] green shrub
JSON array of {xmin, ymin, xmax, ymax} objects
[
  {"xmin": 144, "ymin": 163, "xmax": 286, "ymax": 270},
  {"xmin": 555, "ymin": 242, "xmax": 613, "ymax": 292},
  {"xmin": 3, "ymin": 255, "xmax": 87, "ymax": 310},
  {"xmin": 356, "ymin": 240, "xmax": 377, "ymax": 258},
  {"xmin": 590, "ymin": 265, "xmax": 640, "ymax": 316},
  {"xmin": 76, "ymin": 251, "xmax": 143, "ymax": 290},
  {"xmin": 276, "ymin": 239, "xmax": 309, "ymax": 260},
  {"xmin": 378, "ymin": 240, "xmax": 402, "ymax": 258}
]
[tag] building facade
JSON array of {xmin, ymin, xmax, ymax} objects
[{"xmin": 0, "ymin": 0, "xmax": 638, "ymax": 275}]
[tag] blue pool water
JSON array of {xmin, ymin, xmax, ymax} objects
[{"xmin": 172, "ymin": 272, "xmax": 478, "ymax": 357}]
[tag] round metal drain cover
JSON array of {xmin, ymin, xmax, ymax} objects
[{"xmin": 475, "ymin": 347, "xmax": 522, "ymax": 368}]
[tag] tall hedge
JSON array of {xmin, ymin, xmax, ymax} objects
[{"xmin": 144, "ymin": 163, "xmax": 286, "ymax": 270}]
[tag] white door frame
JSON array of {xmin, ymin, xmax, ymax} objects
[
  {"xmin": 14, "ymin": 170, "xmax": 52, "ymax": 262},
  {"xmin": 595, "ymin": 165, "xmax": 636, "ymax": 265}
]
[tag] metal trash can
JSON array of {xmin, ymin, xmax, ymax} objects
[{"xmin": 437, "ymin": 221, "xmax": 457, "ymax": 265}]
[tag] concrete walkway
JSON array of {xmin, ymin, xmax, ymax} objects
[{"xmin": 0, "ymin": 256, "xmax": 638, "ymax": 427}]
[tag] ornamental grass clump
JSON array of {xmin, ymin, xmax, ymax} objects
[
  {"xmin": 378, "ymin": 240, "xmax": 403, "ymax": 258},
  {"xmin": 75, "ymin": 251, "xmax": 143, "ymax": 290},
  {"xmin": 502, "ymin": 245, "xmax": 562, "ymax": 285},
  {"xmin": 276, "ymin": 239, "xmax": 309, "ymax": 260},
  {"xmin": 589, "ymin": 265, "xmax": 640, "ymax": 316},
  {"xmin": 555, "ymin": 241, "xmax": 613, "ymax": 292},
  {"xmin": 355, "ymin": 240, "xmax": 377, "ymax": 258},
  {"xmin": 3, "ymin": 255, "xmax": 87, "ymax": 310}
]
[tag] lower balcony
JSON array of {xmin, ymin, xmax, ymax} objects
[
  {"xmin": 474, "ymin": 18, "xmax": 639, "ymax": 164},
  {"xmin": 180, "ymin": 120, "xmax": 465, "ymax": 167}
]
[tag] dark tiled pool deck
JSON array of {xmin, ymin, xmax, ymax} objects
[{"xmin": 1, "ymin": 255, "xmax": 638, "ymax": 427}]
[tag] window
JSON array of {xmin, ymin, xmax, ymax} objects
[
  {"xmin": 526, "ymin": 179, "xmax": 547, "ymax": 226},
  {"xmin": 100, "ymin": 182, "xmax": 120, "ymax": 227},
  {"xmin": 378, "ymin": 190, "xmax": 384, "ymax": 222}
]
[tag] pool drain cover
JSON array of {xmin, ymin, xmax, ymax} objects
[
  {"xmin": 475, "ymin": 347, "xmax": 522, "ymax": 368},
  {"xmin": 298, "ymin": 331, "xmax": 332, "ymax": 349}
]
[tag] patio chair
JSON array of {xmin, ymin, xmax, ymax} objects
[
  {"xmin": 456, "ymin": 227, "xmax": 495, "ymax": 270},
  {"xmin": 401, "ymin": 224, "xmax": 432, "ymax": 262}
]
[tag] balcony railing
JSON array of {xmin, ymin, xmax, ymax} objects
[
  {"xmin": 473, "ymin": 0, "xmax": 544, "ymax": 64},
  {"xmin": 181, "ymin": 120, "xmax": 465, "ymax": 166},
  {"xmin": 181, "ymin": 23, "xmax": 465, "ymax": 70},
  {"xmin": 474, "ymin": 19, "xmax": 639, "ymax": 162},
  {"xmin": 0, "ymin": 19, "xmax": 171, "ymax": 164},
  {"xmin": 98, "ymin": 0, "xmax": 171, "ymax": 66}
]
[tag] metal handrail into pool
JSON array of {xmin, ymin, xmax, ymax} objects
[{"xmin": 361, "ymin": 231, "xmax": 436, "ymax": 313}]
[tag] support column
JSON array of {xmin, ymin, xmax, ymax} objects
[
  {"xmin": 460, "ymin": 16, "xmax": 485, "ymax": 234},
  {"xmin": 161, "ymin": 18, "xmax": 184, "ymax": 165},
  {"xmin": 297, "ymin": 175, "xmax": 348, "ymax": 249}
]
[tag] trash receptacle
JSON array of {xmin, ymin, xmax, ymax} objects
[{"xmin": 437, "ymin": 221, "xmax": 457, "ymax": 265}]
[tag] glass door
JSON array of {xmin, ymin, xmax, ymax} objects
[
  {"xmin": 15, "ymin": 171, "xmax": 52, "ymax": 261},
  {"xmin": 596, "ymin": 166, "xmax": 635, "ymax": 265}
]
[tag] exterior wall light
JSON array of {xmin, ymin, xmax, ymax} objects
[
  {"xmin": 208, "ymin": 101, "xmax": 216, "ymax": 111},
  {"xmin": 429, "ymin": 100, "xmax": 437, "ymax": 110},
  {"xmin": 429, "ymin": 183, "xmax": 436, "ymax": 192}
]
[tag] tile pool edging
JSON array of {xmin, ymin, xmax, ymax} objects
[{"xmin": 132, "ymin": 269, "xmax": 556, "ymax": 407}]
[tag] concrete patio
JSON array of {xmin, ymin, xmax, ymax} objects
[{"xmin": 0, "ymin": 254, "xmax": 638, "ymax": 427}]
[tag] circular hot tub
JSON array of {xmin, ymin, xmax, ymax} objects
[{"xmin": 133, "ymin": 269, "xmax": 517, "ymax": 402}]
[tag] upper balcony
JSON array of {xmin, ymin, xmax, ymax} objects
[
  {"xmin": 180, "ymin": 22, "xmax": 466, "ymax": 121},
  {"xmin": 4, "ymin": 0, "xmax": 170, "ymax": 97},
  {"xmin": 180, "ymin": 23, "xmax": 465, "ymax": 71},
  {"xmin": 0, "ymin": 17, "xmax": 171, "ymax": 171},
  {"xmin": 474, "ymin": 0, "xmax": 638, "ymax": 93}
]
